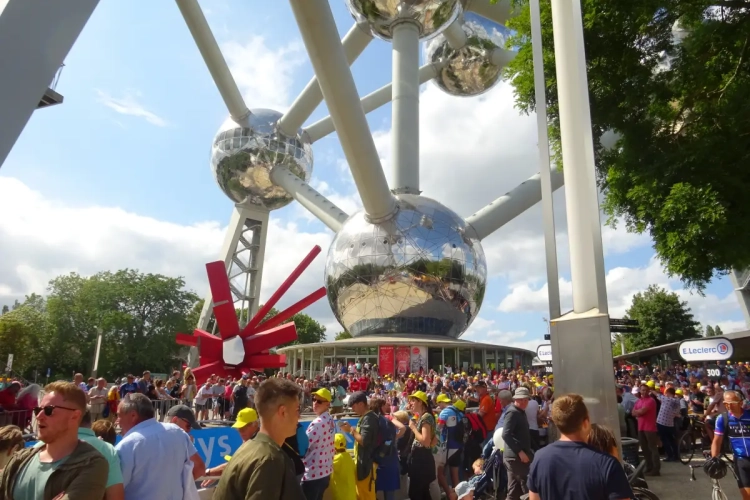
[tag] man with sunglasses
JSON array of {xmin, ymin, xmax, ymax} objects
[
  {"xmin": 711, "ymin": 390, "xmax": 750, "ymax": 499},
  {"xmin": 301, "ymin": 388, "xmax": 336, "ymax": 500},
  {"xmin": 0, "ymin": 381, "xmax": 108, "ymax": 499}
]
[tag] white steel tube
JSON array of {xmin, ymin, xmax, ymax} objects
[
  {"xmin": 530, "ymin": 0, "xmax": 561, "ymax": 320},
  {"xmin": 391, "ymin": 22, "xmax": 421, "ymax": 195},
  {"xmin": 490, "ymin": 47, "xmax": 516, "ymax": 68},
  {"xmin": 464, "ymin": 169, "xmax": 564, "ymax": 240},
  {"xmin": 443, "ymin": 18, "xmax": 468, "ymax": 50},
  {"xmin": 290, "ymin": 0, "xmax": 397, "ymax": 221},
  {"xmin": 551, "ymin": 0, "xmax": 608, "ymax": 313},
  {"xmin": 304, "ymin": 63, "xmax": 442, "ymax": 143},
  {"xmin": 270, "ymin": 166, "xmax": 349, "ymax": 232},
  {"xmin": 278, "ymin": 23, "xmax": 372, "ymax": 136},
  {"xmin": 466, "ymin": 0, "xmax": 513, "ymax": 26},
  {"xmin": 175, "ymin": 0, "xmax": 250, "ymax": 124}
]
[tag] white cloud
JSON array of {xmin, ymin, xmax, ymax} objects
[
  {"xmin": 497, "ymin": 256, "xmax": 743, "ymax": 331},
  {"xmin": 221, "ymin": 36, "xmax": 305, "ymax": 111},
  {"xmin": 463, "ymin": 317, "xmax": 542, "ymax": 353},
  {"xmin": 95, "ymin": 90, "xmax": 168, "ymax": 127},
  {"xmin": 0, "ymin": 177, "xmax": 337, "ymax": 331}
]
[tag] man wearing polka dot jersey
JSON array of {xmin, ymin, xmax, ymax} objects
[{"xmin": 302, "ymin": 387, "xmax": 336, "ymax": 500}]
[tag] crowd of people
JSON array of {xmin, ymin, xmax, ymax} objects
[{"xmin": 0, "ymin": 359, "xmax": 749, "ymax": 499}]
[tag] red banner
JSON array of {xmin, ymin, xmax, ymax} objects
[
  {"xmin": 396, "ymin": 346, "xmax": 410, "ymax": 376},
  {"xmin": 378, "ymin": 346, "xmax": 395, "ymax": 377}
]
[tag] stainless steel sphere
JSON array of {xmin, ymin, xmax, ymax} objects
[
  {"xmin": 424, "ymin": 12, "xmax": 513, "ymax": 97},
  {"xmin": 210, "ymin": 109, "xmax": 313, "ymax": 210},
  {"xmin": 325, "ymin": 195, "xmax": 487, "ymax": 339},
  {"xmin": 345, "ymin": 0, "xmax": 461, "ymax": 41}
]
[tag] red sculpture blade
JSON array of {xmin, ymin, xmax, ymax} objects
[{"xmin": 206, "ymin": 261, "xmax": 241, "ymax": 339}]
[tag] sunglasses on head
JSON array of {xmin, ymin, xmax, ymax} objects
[{"xmin": 33, "ymin": 405, "xmax": 78, "ymax": 417}]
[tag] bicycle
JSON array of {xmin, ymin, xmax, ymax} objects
[
  {"xmin": 680, "ymin": 415, "xmax": 731, "ymax": 464},
  {"xmin": 687, "ymin": 451, "xmax": 738, "ymax": 500}
]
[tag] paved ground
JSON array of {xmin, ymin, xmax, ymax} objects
[{"xmin": 645, "ymin": 460, "xmax": 742, "ymax": 500}]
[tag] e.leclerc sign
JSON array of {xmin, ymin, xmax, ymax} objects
[
  {"xmin": 536, "ymin": 344, "xmax": 552, "ymax": 362},
  {"xmin": 678, "ymin": 337, "xmax": 734, "ymax": 362}
]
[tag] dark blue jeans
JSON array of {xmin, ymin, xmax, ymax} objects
[
  {"xmin": 657, "ymin": 423, "xmax": 677, "ymax": 461},
  {"xmin": 301, "ymin": 475, "xmax": 330, "ymax": 500}
]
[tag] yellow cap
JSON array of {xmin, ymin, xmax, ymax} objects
[
  {"xmin": 461, "ymin": 372, "xmax": 466, "ymax": 376},
  {"xmin": 453, "ymin": 399, "xmax": 466, "ymax": 411},
  {"xmin": 676, "ymin": 389, "xmax": 683, "ymax": 395},
  {"xmin": 728, "ymin": 361, "xmax": 732, "ymax": 365},
  {"xmin": 232, "ymin": 408, "xmax": 258, "ymax": 428},
  {"xmin": 436, "ymin": 394, "xmax": 451, "ymax": 404},
  {"xmin": 647, "ymin": 381, "xmax": 655, "ymax": 388},
  {"xmin": 409, "ymin": 374, "xmax": 415, "ymax": 379},
  {"xmin": 409, "ymin": 390, "xmax": 428, "ymax": 405},
  {"xmin": 224, "ymin": 454, "xmax": 232, "ymax": 461},
  {"xmin": 419, "ymin": 377, "xmax": 423, "ymax": 381},
  {"xmin": 334, "ymin": 433, "xmax": 347, "ymax": 450},
  {"xmin": 313, "ymin": 388, "xmax": 332, "ymax": 402}
]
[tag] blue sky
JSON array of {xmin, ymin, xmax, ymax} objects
[{"xmin": 0, "ymin": 0, "xmax": 745, "ymax": 353}]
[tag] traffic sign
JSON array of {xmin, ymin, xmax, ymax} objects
[
  {"xmin": 610, "ymin": 318, "xmax": 639, "ymax": 326},
  {"xmin": 610, "ymin": 325, "xmax": 640, "ymax": 333}
]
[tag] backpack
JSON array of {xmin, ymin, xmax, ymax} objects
[
  {"xmin": 450, "ymin": 406, "xmax": 470, "ymax": 445},
  {"xmin": 372, "ymin": 414, "xmax": 397, "ymax": 464},
  {"xmin": 465, "ymin": 411, "xmax": 488, "ymax": 442}
]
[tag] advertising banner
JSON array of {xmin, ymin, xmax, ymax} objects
[
  {"xmin": 378, "ymin": 346, "xmax": 395, "ymax": 377},
  {"xmin": 396, "ymin": 346, "xmax": 411, "ymax": 376},
  {"xmin": 678, "ymin": 337, "xmax": 734, "ymax": 362},
  {"xmin": 410, "ymin": 345, "xmax": 427, "ymax": 373}
]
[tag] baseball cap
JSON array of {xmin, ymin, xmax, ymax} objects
[
  {"xmin": 436, "ymin": 394, "xmax": 451, "ymax": 404},
  {"xmin": 349, "ymin": 391, "xmax": 368, "ymax": 406},
  {"xmin": 167, "ymin": 404, "xmax": 202, "ymax": 430},
  {"xmin": 513, "ymin": 387, "xmax": 531, "ymax": 399},
  {"xmin": 232, "ymin": 408, "xmax": 258, "ymax": 429},
  {"xmin": 455, "ymin": 481, "xmax": 475, "ymax": 500},
  {"xmin": 312, "ymin": 388, "xmax": 332, "ymax": 402}
]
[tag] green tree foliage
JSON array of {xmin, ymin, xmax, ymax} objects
[
  {"xmin": 505, "ymin": 0, "xmax": 750, "ymax": 289},
  {"xmin": 705, "ymin": 324, "xmax": 724, "ymax": 336},
  {"xmin": 258, "ymin": 307, "xmax": 326, "ymax": 347},
  {"xmin": 624, "ymin": 284, "xmax": 701, "ymax": 351},
  {"xmin": 335, "ymin": 331, "xmax": 353, "ymax": 341}
]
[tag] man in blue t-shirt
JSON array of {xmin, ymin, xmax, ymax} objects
[
  {"xmin": 712, "ymin": 390, "xmax": 750, "ymax": 498},
  {"xmin": 437, "ymin": 395, "xmax": 465, "ymax": 487},
  {"xmin": 119, "ymin": 374, "xmax": 139, "ymax": 399},
  {"xmin": 527, "ymin": 394, "xmax": 633, "ymax": 500}
]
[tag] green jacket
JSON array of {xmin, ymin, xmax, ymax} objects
[
  {"xmin": 354, "ymin": 411, "xmax": 379, "ymax": 482},
  {"xmin": 0, "ymin": 440, "xmax": 108, "ymax": 500}
]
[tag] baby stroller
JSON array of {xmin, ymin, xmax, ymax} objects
[{"xmin": 472, "ymin": 448, "xmax": 506, "ymax": 500}]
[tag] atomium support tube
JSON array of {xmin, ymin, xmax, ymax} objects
[
  {"xmin": 289, "ymin": 0, "xmax": 397, "ymax": 222},
  {"xmin": 465, "ymin": 0, "xmax": 514, "ymax": 26},
  {"xmin": 391, "ymin": 21, "xmax": 421, "ymax": 195},
  {"xmin": 490, "ymin": 47, "xmax": 515, "ymax": 68},
  {"xmin": 278, "ymin": 23, "xmax": 373, "ymax": 136},
  {"xmin": 464, "ymin": 169, "xmax": 565, "ymax": 240},
  {"xmin": 303, "ymin": 62, "xmax": 443, "ymax": 143},
  {"xmin": 270, "ymin": 165, "xmax": 349, "ymax": 233},
  {"xmin": 175, "ymin": 0, "xmax": 250, "ymax": 124},
  {"xmin": 443, "ymin": 17, "xmax": 468, "ymax": 50}
]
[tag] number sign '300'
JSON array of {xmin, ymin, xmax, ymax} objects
[{"xmin": 706, "ymin": 364, "xmax": 722, "ymax": 381}]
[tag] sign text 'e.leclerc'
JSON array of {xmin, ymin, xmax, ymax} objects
[
  {"xmin": 536, "ymin": 344, "xmax": 552, "ymax": 362},
  {"xmin": 677, "ymin": 337, "xmax": 734, "ymax": 362}
]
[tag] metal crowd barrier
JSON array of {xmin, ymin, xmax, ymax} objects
[{"xmin": 0, "ymin": 409, "xmax": 34, "ymax": 432}]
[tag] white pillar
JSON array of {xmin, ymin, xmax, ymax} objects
[
  {"xmin": 530, "ymin": 0, "xmax": 561, "ymax": 320},
  {"xmin": 289, "ymin": 0, "xmax": 397, "ymax": 222},
  {"xmin": 551, "ymin": 0, "xmax": 608, "ymax": 313},
  {"xmin": 175, "ymin": 0, "xmax": 250, "ymax": 124},
  {"xmin": 278, "ymin": 23, "xmax": 372, "ymax": 136},
  {"xmin": 443, "ymin": 19, "xmax": 467, "ymax": 50},
  {"xmin": 391, "ymin": 21, "xmax": 421, "ymax": 195},
  {"xmin": 730, "ymin": 270, "xmax": 750, "ymax": 328},
  {"xmin": 0, "ymin": 0, "xmax": 99, "ymax": 169},
  {"xmin": 466, "ymin": 0, "xmax": 513, "ymax": 26}
]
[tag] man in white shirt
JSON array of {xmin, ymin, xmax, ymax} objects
[
  {"xmin": 525, "ymin": 395, "xmax": 541, "ymax": 451},
  {"xmin": 87, "ymin": 378, "xmax": 109, "ymax": 421},
  {"xmin": 194, "ymin": 381, "xmax": 213, "ymax": 420}
]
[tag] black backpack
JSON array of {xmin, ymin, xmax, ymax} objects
[
  {"xmin": 449, "ymin": 406, "xmax": 469, "ymax": 445},
  {"xmin": 372, "ymin": 414, "xmax": 397, "ymax": 464}
]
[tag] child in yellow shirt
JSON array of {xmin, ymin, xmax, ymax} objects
[{"xmin": 330, "ymin": 433, "xmax": 356, "ymax": 500}]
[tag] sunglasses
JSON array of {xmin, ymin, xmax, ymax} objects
[
  {"xmin": 313, "ymin": 398, "xmax": 328, "ymax": 404},
  {"xmin": 33, "ymin": 405, "xmax": 78, "ymax": 417}
]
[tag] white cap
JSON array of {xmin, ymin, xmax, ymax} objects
[
  {"xmin": 631, "ymin": 387, "xmax": 640, "ymax": 395},
  {"xmin": 455, "ymin": 481, "xmax": 475, "ymax": 500}
]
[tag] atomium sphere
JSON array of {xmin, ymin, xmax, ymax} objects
[
  {"xmin": 210, "ymin": 109, "xmax": 313, "ymax": 210},
  {"xmin": 345, "ymin": 0, "xmax": 461, "ymax": 41},
  {"xmin": 424, "ymin": 12, "xmax": 513, "ymax": 97},
  {"xmin": 325, "ymin": 195, "xmax": 487, "ymax": 339}
]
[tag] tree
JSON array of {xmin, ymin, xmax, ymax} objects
[
  {"xmin": 624, "ymin": 284, "xmax": 701, "ymax": 351},
  {"xmin": 505, "ymin": 0, "xmax": 750, "ymax": 290},
  {"xmin": 1, "ymin": 305, "xmax": 8, "ymax": 315},
  {"xmin": 259, "ymin": 307, "xmax": 327, "ymax": 347},
  {"xmin": 335, "ymin": 331, "xmax": 353, "ymax": 341},
  {"xmin": 705, "ymin": 325, "xmax": 716, "ymax": 337},
  {"xmin": 715, "ymin": 325, "xmax": 725, "ymax": 336}
]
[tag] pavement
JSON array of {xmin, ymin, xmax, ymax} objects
[{"xmin": 645, "ymin": 460, "xmax": 742, "ymax": 499}]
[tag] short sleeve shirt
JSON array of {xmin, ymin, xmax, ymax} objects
[
  {"xmin": 412, "ymin": 413, "xmax": 436, "ymax": 450},
  {"xmin": 303, "ymin": 412, "xmax": 335, "ymax": 481},
  {"xmin": 633, "ymin": 396, "xmax": 657, "ymax": 432},
  {"xmin": 438, "ymin": 406, "xmax": 460, "ymax": 449},
  {"xmin": 656, "ymin": 395, "xmax": 681, "ymax": 427},
  {"xmin": 13, "ymin": 453, "xmax": 69, "ymax": 500},
  {"xmin": 479, "ymin": 394, "xmax": 498, "ymax": 430}
]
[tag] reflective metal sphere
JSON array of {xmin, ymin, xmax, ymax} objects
[
  {"xmin": 424, "ymin": 12, "xmax": 513, "ymax": 97},
  {"xmin": 344, "ymin": 0, "xmax": 461, "ymax": 41},
  {"xmin": 211, "ymin": 109, "xmax": 313, "ymax": 210},
  {"xmin": 325, "ymin": 195, "xmax": 487, "ymax": 339}
]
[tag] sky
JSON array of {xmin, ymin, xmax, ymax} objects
[{"xmin": 0, "ymin": 0, "xmax": 746, "ymax": 354}]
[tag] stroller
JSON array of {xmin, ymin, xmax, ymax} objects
[{"xmin": 472, "ymin": 448, "xmax": 506, "ymax": 500}]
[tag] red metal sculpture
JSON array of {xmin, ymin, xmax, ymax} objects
[{"xmin": 176, "ymin": 245, "xmax": 326, "ymax": 383}]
